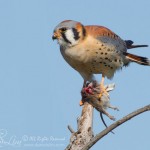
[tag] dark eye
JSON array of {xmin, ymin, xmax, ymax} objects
[{"xmin": 61, "ymin": 27, "xmax": 67, "ymax": 32}]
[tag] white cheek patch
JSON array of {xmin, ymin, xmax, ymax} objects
[
  {"xmin": 58, "ymin": 37, "xmax": 68, "ymax": 46},
  {"xmin": 65, "ymin": 29, "xmax": 78, "ymax": 45},
  {"xmin": 58, "ymin": 38, "xmax": 64, "ymax": 45}
]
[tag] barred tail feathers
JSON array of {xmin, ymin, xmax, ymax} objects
[{"xmin": 124, "ymin": 52, "xmax": 150, "ymax": 66}]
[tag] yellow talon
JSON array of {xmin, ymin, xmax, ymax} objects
[
  {"xmin": 99, "ymin": 93, "xmax": 103, "ymax": 99},
  {"xmin": 79, "ymin": 100, "xmax": 84, "ymax": 106}
]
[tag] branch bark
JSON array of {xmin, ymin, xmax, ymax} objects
[
  {"xmin": 82, "ymin": 104, "xmax": 150, "ymax": 150},
  {"xmin": 65, "ymin": 102, "xmax": 94, "ymax": 150}
]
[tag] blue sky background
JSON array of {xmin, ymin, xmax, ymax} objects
[{"xmin": 0, "ymin": 0, "xmax": 150, "ymax": 150}]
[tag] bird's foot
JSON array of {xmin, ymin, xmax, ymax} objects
[
  {"xmin": 109, "ymin": 115, "xmax": 116, "ymax": 121},
  {"xmin": 112, "ymin": 107, "xmax": 119, "ymax": 111},
  {"xmin": 79, "ymin": 100, "xmax": 84, "ymax": 106},
  {"xmin": 98, "ymin": 84, "xmax": 109, "ymax": 99},
  {"xmin": 108, "ymin": 104, "xmax": 119, "ymax": 111}
]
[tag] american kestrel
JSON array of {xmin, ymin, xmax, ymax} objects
[{"xmin": 52, "ymin": 20, "xmax": 149, "ymax": 97}]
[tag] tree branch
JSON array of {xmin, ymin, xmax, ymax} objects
[
  {"xmin": 65, "ymin": 102, "xmax": 94, "ymax": 150},
  {"xmin": 82, "ymin": 104, "xmax": 150, "ymax": 150},
  {"xmin": 65, "ymin": 81, "xmax": 150, "ymax": 150}
]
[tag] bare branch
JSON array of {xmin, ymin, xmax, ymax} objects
[
  {"xmin": 82, "ymin": 104, "xmax": 150, "ymax": 150},
  {"xmin": 65, "ymin": 102, "xmax": 94, "ymax": 150},
  {"xmin": 65, "ymin": 81, "xmax": 150, "ymax": 150}
]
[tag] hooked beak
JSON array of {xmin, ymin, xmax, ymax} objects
[
  {"xmin": 52, "ymin": 32, "xmax": 59, "ymax": 40},
  {"xmin": 52, "ymin": 34, "xmax": 57, "ymax": 40}
]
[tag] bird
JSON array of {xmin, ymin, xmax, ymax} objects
[{"xmin": 52, "ymin": 20, "xmax": 150, "ymax": 98}]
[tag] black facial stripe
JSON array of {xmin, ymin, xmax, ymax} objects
[
  {"xmin": 61, "ymin": 32, "xmax": 72, "ymax": 44},
  {"xmin": 82, "ymin": 25, "xmax": 86, "ymax": 37},
  {"xmin": 72, "ymin": 28, "xmax": 80, "ymax": 40}
]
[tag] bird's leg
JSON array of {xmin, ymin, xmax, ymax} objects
[
  {"xmin": 101, "ymin": 109, "xmax": 116, "ymax": 121},
  {"xmin": 80, "ymin": 80, "xmax": 87, "ymax": 106},
  {"xmin": 99, "ymin": 75, "xmax": 108, "ymax": 98},
  {"xmin": 107, "ymin": 104, "xmax": 119, "ymax": 111}
]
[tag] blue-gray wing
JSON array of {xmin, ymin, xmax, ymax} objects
[{"xmin": 97, "ymin": 35, "xmax": 127, "ymax": 53}]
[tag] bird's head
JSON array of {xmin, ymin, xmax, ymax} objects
[{"xmin": 52, "ymin": 20, "xmax": 86, "ymax": 47}]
